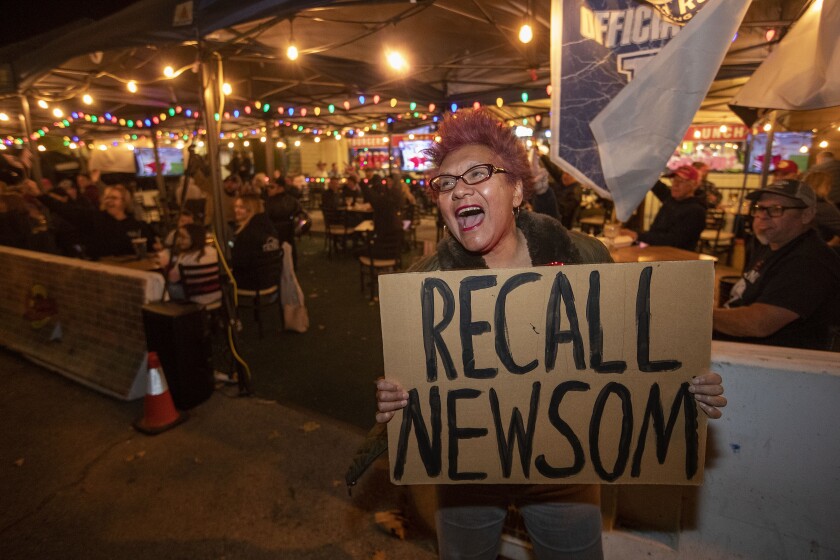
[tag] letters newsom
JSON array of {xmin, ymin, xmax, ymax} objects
[{"xmin": 391, "ymin": 265, "xmax": 704, "ymax": 485}]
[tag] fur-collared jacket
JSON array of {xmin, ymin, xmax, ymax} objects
[{"xmin": 345, "ymin": 211, "xmax": 611, "ymax": 490}]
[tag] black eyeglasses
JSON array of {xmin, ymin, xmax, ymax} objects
[
  {"xmin": 429, "ymin": 164, "xmax": 507, "ymax": 192},
  {"xmin": 749, "ymin": 204, "xmax": 806, "ymax": 218}
]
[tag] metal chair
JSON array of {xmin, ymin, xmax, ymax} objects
[
  {"xmin": 358, "ymin": 230, "xmax": 403, "ymax": 301},
  {"xmin": 179, "ymin": 261, "xmax": 223, "ymax": 311},
  {"xmin": 322, "ymin": 208, "xmax": 352, "ymax": 258},
  {"xmin": 697, "ymin": 209, "xmax": 735, "ymax": 264},
  {"xmin": 234, "ymin": 252, "xmax": 283, "ymax": 338}
]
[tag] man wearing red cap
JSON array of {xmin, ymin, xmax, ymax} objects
[
  {"xmin": 714, "ymin": 179, "xmax": 840, "ymax": 350},
  {"xmin": 771, "ymin": 159, "xmax": 799, "ymax": 180},
  {"xmin": 621, "ymin": 165, "xmax": 707, "ymax": 251}
]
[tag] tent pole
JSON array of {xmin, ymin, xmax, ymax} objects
[
  {"xmin": 19, "ymin": 95, "xmax": 43, "ymax": 184},
  {"xmin": 264, "ymin": 121, "xmax": 275, "ymax": 181},
  {"xmin": 199, "ymin": 52, "xmax": 228, "ymax": 252},
  {"xmin": 151, "ymin": 130, "xmax": 167, "ymax": 197},
  {"xmin": 758, "ymin": 111, "xmax": 777, "ymax": 189}
]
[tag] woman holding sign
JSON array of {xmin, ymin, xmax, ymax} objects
[{"xmin": 371, "ymin": 109, "xmax": 727, "ymax": 559}]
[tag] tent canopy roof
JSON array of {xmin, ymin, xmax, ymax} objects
[{"xmin": 0, "ymin": 0, "xmax": 813, "ymax": 143}]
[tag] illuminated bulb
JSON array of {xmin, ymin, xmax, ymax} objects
[
  {"xmin": 38, "ymin": 100, "xmax": 49, "ymax": 109},
  {"xmin": 763, "ymin": 123, "xmax": 772, "ymax": 132},
  {"xmin": 126, "ymin": 144, "xmax": 135, "ymax": 150},
  {"xmin": 176, "ymin": 141, "xmax": 184, "ymax": 149},
  {"xmin": 0, "ymin": 113, "xmax": 8, "ymax": 121},
  {"xmin": 98, "ymin": 144, "xmax": 107, "ymax": 151},
  {"xmin": 127, "ymin": 80, "xmax": 138, "ymax": 93},
  {"xmin": 260, "ymin": 136, "xmax": 266, "ymax": 143},
  {"xmin": 37, "ymin": 145, "xmax": 46, "ymax": 152},
  {"xmin": 52, "ymin": 108, "xmax": 63, "ymax": 118},
  {"xmin": 69, "ymin": 142, "xmax": 77, "ymax": 149},
  {"xmin": 82, "ymin": 94, "xmax": 93, "ymax": 105},
  {"xmin": 314, "ymin": 107, "xmax": 321, "ymax": 116},
  {"xmin": 222, "ymin": 82, "xmax": 232, "ymax": 95},
  {"xmin": 197, "ymin": 141, "xmax": 205, "ymax": 148},
  {"xmin": 287, "ymin": 44, "xmax": 299, "ymax": 61},
  {"xmin": 227, "ymin": 142, "xmax": 234, "ymax": 148},
  {"xmin": 496, "ymin": 98, "xmax": 504, "ymax": 108},
  {"xmin": 694, "ymin": 130, "xmax": 702, "ymax": 139},
  {"xmin": 819, "ymin": 140, "xmax": 829, "ymax": 148},
  {"xmin": 314, "ymin": 137, "xmax": 321, "ymax": 143},
  {"xmin": 243, "ymin": 140, "xmax": 250, "ymax": 147},
  {"xmin": 390, "ymin": 98, "xmax": 397, "ymax": 108},
  {"xmin": 276, "ymin": 141, "xmax": 285, "ymax": 148},
  {"xmin": 799, "ymin": 145, "xmax": 809, "ymax": 154},
  {"xmin": 164, "ymin": 66, "xmax": 175, "ymax": 78},
  {"xmin": 294, "ymin": 140, "xmax": 301, "ymax": 147},
  {"xmin": 719, "ymin": 125, "xmax": 727, "ymax": 133},
  {"xmin": 386, "ymin": 51, "xmax": 407, "ymax": 71},
  {"xmin": 434, "ymin": 135, "xmax": 442, "ymax": 143},
  {"xmin": 519, "ymin": 23, "xmax": 533, "ymax": 44}
]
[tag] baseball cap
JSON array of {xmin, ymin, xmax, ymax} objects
[
  {"xmin": 746, "ymin": 179, "xmax": 816, "ymax": 207},
  {"xmin": 772, "ymin": 159, "xmax": 799, "ymax": 176},
  {"xmin": 663, "ymin": 165, "xmax": 699, "ymax": 183}
]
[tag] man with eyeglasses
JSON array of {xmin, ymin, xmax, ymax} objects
[
  {"xmin": 620, "ymin": 165, "xmax": 707, "ymax": 250},
  {"xmin": 713, "ymin": 179, "xmax": 840, "ymax": 351}
]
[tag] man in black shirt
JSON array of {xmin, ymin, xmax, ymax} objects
[
  {"xmin": 714, "ymin": 179, "xmax": 840, "ymax": 351},
  {"xmin": 621, "ymin": 165, "xmax": 707, "ymax": 251}
]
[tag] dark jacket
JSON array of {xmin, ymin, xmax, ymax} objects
[
  {"xmin": 38, "ymin": 195, "xmax": 155, "ymax": 258},
  {"xmin": 637, "ymin": 181, "xmax": 707, "ymax": 251},
  {"xmin": 266, "ymin": 192, "xmax": 302, "ymax": 246},
  {"xmin": 231, "ymin": 213, "xmax": 281, "ymax": 291}
]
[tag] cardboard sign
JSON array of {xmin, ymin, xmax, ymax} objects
[{"xmin": 380, "ymin": 261, "xmax": 713, "ymax": 485}]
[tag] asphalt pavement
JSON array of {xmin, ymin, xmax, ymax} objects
[{"xmin": 0, "ymin": 348, "xmax": 437, "ymax": 559}]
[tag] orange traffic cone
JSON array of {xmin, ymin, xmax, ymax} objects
[{"xmin": 133, "ymin": 351, "xmax": 187, "ymax": 435}]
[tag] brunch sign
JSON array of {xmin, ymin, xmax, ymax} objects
[{"xmin": 379, "ymin": 261, "xmax": 713, "ymax": 485}]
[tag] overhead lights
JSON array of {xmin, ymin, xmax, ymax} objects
[
  {"xmin": 52, "ymin": 108, "xmax": 64, "ymax": 118},
  {"xmin": 127, "ymin": 80, "xmax": 138, "ymax": 93},
  {"xmin": 519, "ymin": 23, "xmax": 533, "ymax": 44},
  {"xmin": 818, "ymin": 140, "xmax": 828, "ymax": 149},
  {"xmin": 164, "ymin": 66, "xmax": 175, "ymax": 78},
  {"xmin": 386, "ymin": 51, "xmax": 408, "ymax": 71},
  {"xmin": 37, "ymin": 145, "xmax": 47, "ymax": 152},
  {"xmin": 763, "ymin": 123, "xmax": 772, "ymax": 132},
  {"xmin": 0, "ymin": 113, "xmax": 8, "ymax": 121},
  {"xmin": 82, "ymin": 94, "xmax": 94, "ymax": 105},
  {"xmin": 37, "ymin": 100, "xmax": 49, "ymax": 109},
  {"xmin": 222, "ymin": 82, "xmax": 232, "ymax": 95},
  {"xmin": 287, "ymin": 17, "xmax": 299, "ymax": 61}
]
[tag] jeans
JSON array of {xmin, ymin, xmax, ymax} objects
[{"xmin": 435, "ymin": 500, "xmax": 603, "ymax": 560}]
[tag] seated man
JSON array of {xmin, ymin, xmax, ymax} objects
[
  {"xmin": 713, "ymin": 179, "xmax": 840, "ymax": 351},
  {"xmin": 621, "ymin": 165, "xmax": 706, "ymax": 251}
]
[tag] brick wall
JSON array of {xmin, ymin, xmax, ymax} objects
[{"xmin": 0, "ymin": 247, "xmax": 165, "ymax": 400}]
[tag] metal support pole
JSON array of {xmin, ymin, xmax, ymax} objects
[
  {"xmin": 264, "ymin": 123, "xmax": 275, "ymax": 181},
  {"xmin": 151, "ymin": 130, "xmax": 166, "ymax": 197},
  {"xmin": 758, "ymin": 111, "xmax": 777, "ymax": 189},
  {"xmin": 19, "ymin": 95, "xmax": 43, "ymax": 184},
  {"xmin": 199, "ymin": 53, "xmax": 228, "ymax": 251}
]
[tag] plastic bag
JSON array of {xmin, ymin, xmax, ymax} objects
[{"xmin": 280, "ymin": 242, "xmax": 309, "ymax": 332}]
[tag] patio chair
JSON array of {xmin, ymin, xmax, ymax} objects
[
  {"xmin": 358, "ymin": 229, "xmax": 403, "ymax": 301},
  {"xmin": 234, "ymin": 252, "xmax": 283, "ymax": 338}
]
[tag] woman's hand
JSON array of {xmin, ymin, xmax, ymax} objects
[
  {"xmin": 689, "ymin": 372, "xmax": 727, "ymax": 419},
  {"xmin": 375, "ymin": 378, "xmax": 408, "ymax": 424}
]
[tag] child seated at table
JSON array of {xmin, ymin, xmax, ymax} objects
[{"xmin": 157, "ymin": 223, "xmax": 219, "ymax": 305}]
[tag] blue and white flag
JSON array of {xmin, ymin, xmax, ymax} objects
[{"xmin": 550, "ymin": 0, "xmax": 751, "ymax": 221}]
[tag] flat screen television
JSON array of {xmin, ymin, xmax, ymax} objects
[
  {"xmin": 134, "ymin": 147, "xmax": 186, "ymax": 177},
  {"xmin": 746, "ymin": 132, "xmax": 813, "ymax": 174},
  {"xmin": 399, "ymin": 140, "xmax": 434, "ymax": 172}
]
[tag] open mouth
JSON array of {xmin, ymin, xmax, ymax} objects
[{"xmin": 456, "ymin": 205, "xmax": 484, "ymax": 231}]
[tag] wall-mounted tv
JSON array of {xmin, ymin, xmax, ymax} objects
[
  {"xmin": 399, "ymin": 140, "xmax": 434, "ymax": 172},
  {"xmin": 134, "ymin": 147, "xmax": 185, "ymax": 177},
  {"xmin": 746, "ymin": 132, "xmax": 813, "ymax": 174}
]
